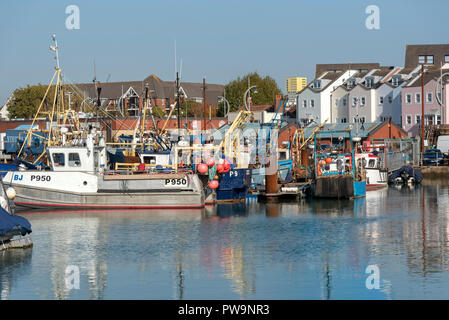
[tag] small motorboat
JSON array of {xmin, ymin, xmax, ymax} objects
[
  {"xmin": 0, "ymin": 181, "xmax": 32, "ymax": 251},
  {"xmin": 388, "ymin": 166, "xmax": 423, "ymax": 185}
]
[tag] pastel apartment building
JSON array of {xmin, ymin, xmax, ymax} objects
[
  {"xmin": 401, "ymin": 66, "xmax": 449, "ymax": 136},
  {"xmin": 286, "ymin": 76, "xmax": 307, "ymax": 105},
  {"xmin": 296, "ymin": 63, "xmax": 379, "ymax": 125},
  {"xmin": 401, "ymin": 44, "xmax": 449, "ymax": 136}
]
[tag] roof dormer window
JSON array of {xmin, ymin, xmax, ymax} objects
[
  {"xmin": 347, "ymin": 78, "xmax": 356, "ymax": 88},
  {"xmin": 365, "ymin": 77, "xmax": 374, "ymax": 88},
  {"xmin": 392, "ymin": 74, "xmax": 402, "ymax": 86},
  {"xmin": 314, "ymin": 80, "xmax": 321, "ymax": 89}
]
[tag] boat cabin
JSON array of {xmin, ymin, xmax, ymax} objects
[
  {"xmin": 139, "ymin": 150, "xmax": 172, "ymax": 166},
  {"xmin": 48, "ymin": 146, "xmax": 107, "ymax": 173}
]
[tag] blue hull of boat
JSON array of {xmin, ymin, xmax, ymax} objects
[{"xmin": 216, "ymin": 168, "xmax": 251, "ymax": 201}]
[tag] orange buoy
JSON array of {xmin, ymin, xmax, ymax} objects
[
  {"xmin": 197, "ymin": 163, "xmax": 208, "ymax": 174},
  {"xmin": 216, "ymin": 164, "xmax": 224, "ymax": 173},
  {"xmin": 223, "ymin": 160, "xmax": 231, "ymax": 173},
  {"xmin": 206, "ymin": 157, "xmax": 215, "ymax": 167},
  {"xmin": 325, "ymin": 157, "xmax": 332, "ymax": 164},
  {"xmin": 208, "ymin": 180, "xmax": 219, "ymax": 189}
]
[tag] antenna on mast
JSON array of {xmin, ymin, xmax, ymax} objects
[{"xmin": 49, "ymin": 34, "xmax": 60, "ymax": 70}]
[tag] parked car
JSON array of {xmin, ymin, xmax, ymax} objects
[{"xmin": 423, "ymin": 149, "xmax": 444, "ymax": 166}]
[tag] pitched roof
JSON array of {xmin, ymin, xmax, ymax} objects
[
  {"xmin": 405, "ymin": 68, "xmax": 449, "ymax": 88},
  {"xmin": 315, "ymin": 63, "xmax": 380, "ymax": 78},
  {"xmin": 72, "ymin": 74, "xmax": 224, "ymax": 105},
  {"xmin": 405, "ymin": 44, "xmax": 449, "ymax": 68},
  {"xmin": 304, "ymin": 122, "xmax": 383, "ymax": 139}
]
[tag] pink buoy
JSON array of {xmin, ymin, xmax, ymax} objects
[
  {"xmin": 197, "ymin": 163, "xmax": 208, "ymax": 174},
  {"xmin": 206, "ymin": 157, "xmax": 215, "ymax": 167},
  {"xmin": 208, "ymin": 180, "xmax": 219, "ymax": 189}
]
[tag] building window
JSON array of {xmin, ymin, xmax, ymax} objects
[
  {"xmin": 68, "ymin": 153, "xmax": 81, "ymax": 167},
  {"xmin": 352, "ymin": 97, "xmax": 358, "ymax": 107},
  {"xmin": 416, "ymin": 115, "xmax": 421, "ymax": 124},
  {"xmin": 302, "ymin": 100, "xmax": 307, "ymax": 108},
  {"xmin": 426, "ymin": 93, "xmax": 432, "ymax": 103},
  {"xmin": 392, "ymin": 76, "xmax": 399, "ymax": 86},
  {"xmin": 415, "ymin": 93, "xmax": 421, "ymax": 104},
  {"xmin": 341, "ymin": 118, "xmax": 347, "ymax": 123},
  {"xmin": 425, "ymin": 115, "xmax": 434, "ymax": 125},
  {"xmin": 343, "ymin": 98, "xmax": 347, "ymax": 106},
  {"xmin": 388, "ymin": 96, "xmax": 393, "ymax": 104},
  {"xmin": 419, "ymin": 55, "xmax": 434, "ymax": 64},
  {"xmin": 310, "ymin": 99, "xmax": 315, "ymax": 108},
  {"xmin": 379, "ymin": 96, "xmax": 384, "ymax": 105},
  {"xmin": 437, "ymin": 115, "xmax": 442, "ymax": 124},
  {"xmin": 361, "ymin": 97, "xmax": 366, "ymax": 106},
  {"xmin": 406, "ymin": 115, "xmax": 412, "ymax": 125},
  {"xmin": 360, "ymin": 116, "xmax": 365, "ymax": 123},
  {"xmin": 335, "ymin": 99, "xmax": 339, "ymax": 107},
  {"xmin": 406, "ymin": 94, "xmax": 411, "ymax": 104},
  {"xmin": 52, "ymin": 153, "xmax": 65, "ymax": 167},
  {"xmin": 446, "ymin": 55, "xmax": 449, "ymax": 63}
]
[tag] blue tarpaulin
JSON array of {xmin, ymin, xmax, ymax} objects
[{"xmin": 0, "ymin": 207, "xmax": 32, "ymax": 236}]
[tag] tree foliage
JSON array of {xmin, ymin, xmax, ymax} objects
[
  {"xmin": 6, "ymin": 84, "xmax": 88, "ymax": 119},
  {"xmin": 224, "ymin": 72, "xmax": 283, "ymax": 113}
]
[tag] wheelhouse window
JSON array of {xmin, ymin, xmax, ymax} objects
[
  {"xmin": 68, "ymin": 153, "xmax": 81, "ymax": 167},
  {"xmin": 52, "ymin": 153, "xmax": 65, "ymax": 167}
]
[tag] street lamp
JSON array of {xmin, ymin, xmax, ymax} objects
[
  {"xmin": 435, "ymin": 71, "xmax": 449, "ymax": 125},
  {"xmin": 419, "ymin": 58, "xmax": 431, "ymax": 157},
  {"xmin": 218, "ymin": 95, "xmax": 231, "ymax": 117},
  {"xmin": 243, "ymin": 86, "xmax": 258, "ymax": 111}
]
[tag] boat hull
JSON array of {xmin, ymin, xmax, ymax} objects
[
  {"xmin": 216, "ymin": 168, "xmax": 251, "ymax": 202},
  {"xmin": 313, "ymin": 175, "xmax": 366, "ymax": 199}
]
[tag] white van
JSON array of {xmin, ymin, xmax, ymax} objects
[{"xmin": 437, "ymin": 135, "xmax": 449, "ymax": 155}]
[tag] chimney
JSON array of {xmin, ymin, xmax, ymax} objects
[{"xmin": 275, "ymin": 94, "xmax": 282, "ymax": 108}]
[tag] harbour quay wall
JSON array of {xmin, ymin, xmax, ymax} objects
[{"xmin": 417, "ymin": 166, "xmax": 449, "ymax": 179}]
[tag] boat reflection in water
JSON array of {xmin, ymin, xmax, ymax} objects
[{"xmin": 3, "ymin": 184, "xmax": 449, "ymax": 299}]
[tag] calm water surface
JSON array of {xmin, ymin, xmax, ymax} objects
[{"xmin": 1, "ymin": 183, "xmax": 449, "ymax": 299}]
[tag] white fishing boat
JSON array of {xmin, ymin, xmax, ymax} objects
[
  {"xmin": 354, "ymin": 152, "xmax": 388, "ymax": 190},
  {"xmin": 4, "ymin": 130, "xmax": 205, "ymax": 210}
]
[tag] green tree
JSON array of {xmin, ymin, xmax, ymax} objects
[
  {"xmin": 224, "ymin": 72, "xmax": 283, "ymax": 113},
  {"xmin": 7, "ymin": 84, "xmax": 88, "ymax": 119}
]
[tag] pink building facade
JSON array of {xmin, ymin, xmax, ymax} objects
[{"xmin": 402, "ymin": 76, "xmax": 449, "ymax": 136}]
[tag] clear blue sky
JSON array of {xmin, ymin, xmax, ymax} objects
[{"xmin": 1, "ymin": 0, "xmax": 448, "ymax": 105}]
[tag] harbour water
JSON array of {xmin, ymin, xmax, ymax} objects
[{"xmin": 1, "ymin": 182, "xmax": 449, "ymax": 300}]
